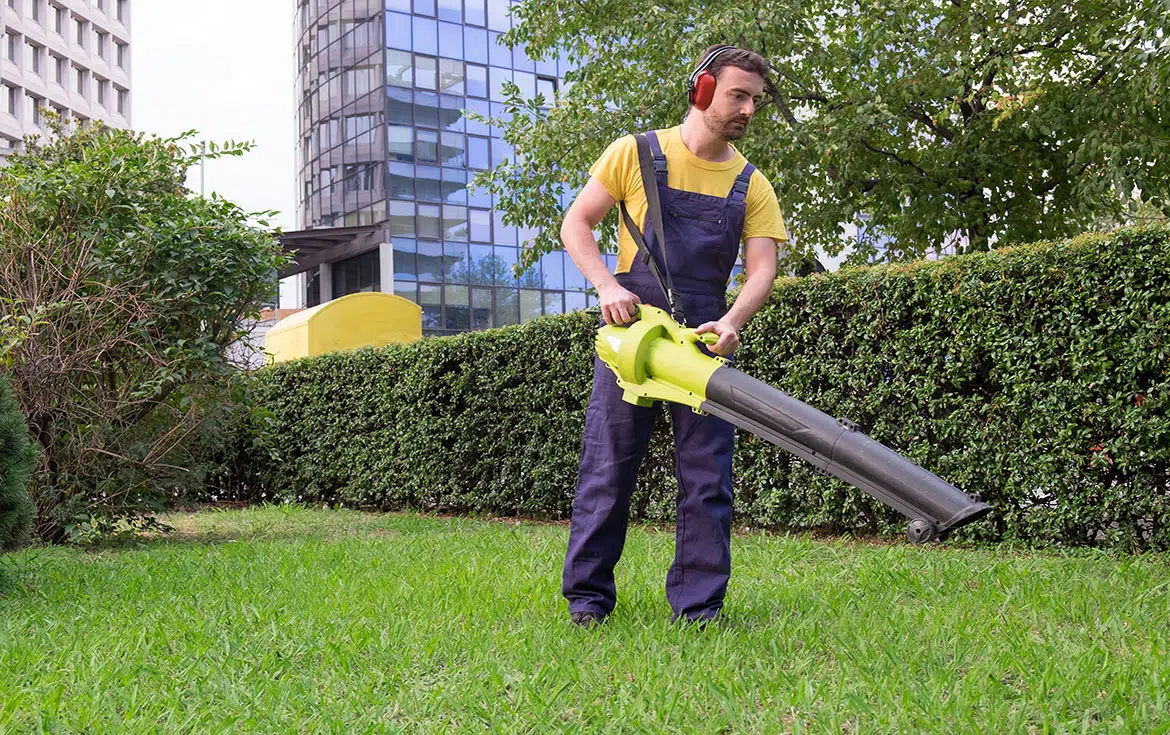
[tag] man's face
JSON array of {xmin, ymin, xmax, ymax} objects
[{"xmin": 701, "ymin": 65, "xmax": 766, "ymax": 142}]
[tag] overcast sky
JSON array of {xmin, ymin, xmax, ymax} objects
[{"xmin": 134, "ymin": 1, "xmax": 298, "ymax": 230}]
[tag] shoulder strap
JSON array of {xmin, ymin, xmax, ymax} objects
[
  {"xmin": 645, "ymin": 130, "xmax": 668, "ymax": 186},
  {"xmin": 729, "ymin": 162, "xmax": 754, "ymax": 204},
  {"xmin": 619, "ymin": 201, "xmax": 680, "ymax": 325},
  {"xmin": 629, "ymin": 132, "xmax": 685, "ymax": 323}
]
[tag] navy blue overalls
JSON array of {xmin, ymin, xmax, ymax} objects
[{"xmin": 563, "ymin": 130, "xmax": 756, "ymax": 622}]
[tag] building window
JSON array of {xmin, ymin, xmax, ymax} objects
[
  {"xmin": 469, "ymin": 209, "xmax": 491, "ymax": 242},
  {"xmin": 439, "ymin": 58, "xmax": 464, "ymax": 94},
  {"xmin": 342, "ymin": 64, "xmax": 377, "ymax": 99},
  {"xmin": 536, "ymin": 75, "xmax": 558, "ymax": 103},
  {"xmin": 116, "ymin": 41, "xmax": 126, "ymax": 68},
  {"xmin": 75, "ymin": 67, "xmax": 87, "ymax": 96},
  {"xmin": 386, "ymin": 50, "xmax": 412, "ymax": 88},
  {"xmin": 316, "ymin": 21, "xmax": 336, "ymax": 50},
  {"xmin": 437, "ymin": 0, "xmax": 460, "ymax": 22},
  {"xmin": 27, "ymin": 93, "xmax": 43, "ymax": 126},
  {"xmin": 96, "ymin": 31, "xmax": 107, "ymax": 59},
  {"xmin": 116, "ymin": 0, "xmax": 126, "ymax": 23},
  {"xmin": 343, "ymin": 163, "xmax": 377, "ymax": 193},
  {"xmin": 96, "ymin": 77, "xmax": 108, "ymax": 106},
  {"xmin": 332, "ymin": 249, "xmax": 380, "ymax": 297},
  {"xmin": 305, "ymin": 266, "xmax": 321, "ymax": 308},
  {"xmin": 96, "ymin": 0, "xmax": 104, "ymax": 10},
  {"xmin": 413, "ymin": 15, "xmax": 437, "ymax": 55},
  {"xmin": 417, "ymin": 204, "xmax": 441, "ymax": 240},
  {"xmin": 4, "ymin": 84, "xmax": 18, "ymax": 116},
  {"xmin": 30, "ymin": 0, "xmax": 40, "ymax": 23},
  {"xmin": 53, "ymin": 5, "xmax": 65, "ymax": 34},
  {"xmin": 467, "ymin": 135, "xmax": 490, "ymax": 169},
  {"xmin": 116, "ymin": 87, "xmax": 126, "ymax": 115},
  {"xmin": 25, "ymin": 41, "xmax": 41, "ymax": 76},
  {"xmin": 53, "ymin": 54, "xmax": 65, "ymax": 84},
  {"xmin": 487, "ymin": 0, "xmax": 509, "ymax": 32},
  {"xmin": 75, "ymin": 18, "xmax": 86, "ymax": 47},
  {"xmin": 416, "ymin": 129, "xmax": 439, "ymax": 162},
  {"xmin": 465, "ymin": 0, "xmax": 486, "ymax": 26},
  {"xmin": 466, "ymin": 63, "xmax": 487, "ymax": 98},
  {"xmin": 341, "ymin": 17, "xmax": 378, "ymax": 52},
  {"xmin": 5, "ymin": 31, "xmax": 17, "ymax": 62},
  {"xmin": 344, "ymin": 113, "xmax": 378, "ymax": 144},
  {"xmin": 414, "ymin": 55, "xmax": 437, "ymax": 91},
  {"xmin": 440, "ymin": 131, "xmax": 466, "ymax": 167}
]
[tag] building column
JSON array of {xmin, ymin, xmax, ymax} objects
[
  {"xmin": 319, "ymin": 262, "xmax": 333, "ymax": 302},
  {"xmin": 379, "ymin": 242, "xmax": 394, "ymax": 294}
]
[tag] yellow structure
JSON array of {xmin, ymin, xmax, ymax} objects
[{"xmin": 265, "ymin": 292, "xmax": 422, "ymax": 364}]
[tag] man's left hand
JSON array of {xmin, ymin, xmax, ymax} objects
[{"xmin": 694, "ymin": 319, "xmax": 740, "ymax": 356}]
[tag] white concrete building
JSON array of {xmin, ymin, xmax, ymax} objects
[{"xmin": 0, "ymin": 0, "xmax": 130, "ymax": 153}]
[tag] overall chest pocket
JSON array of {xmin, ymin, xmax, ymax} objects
[
  {"xmin": 665, "ymin": 207, "xmax": 727, "ymax": 245},
  {"xmin": 668, "ymin": 206, "xmax": 723, "ymax": 225}
]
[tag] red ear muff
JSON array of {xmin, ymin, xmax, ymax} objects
[
  {"xmin": 688, "ymin": 45, "xmax": 734, "ymax": 111},
  {"xmin": 692, "ymin": 70, "xmax": 717, "ymax": 111}
]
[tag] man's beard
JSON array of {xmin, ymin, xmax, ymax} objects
[{"xmin": 704, "ymin": 110, "xmax": 751, "ymax": 141}]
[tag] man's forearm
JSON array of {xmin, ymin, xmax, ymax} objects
[
  {"xmin": 722, "ymin": 271, "xmax": 775, "ymax": 330},
  {"xmin": 561, "ymin": 215, "xmax": 620, "ymax": 293}
]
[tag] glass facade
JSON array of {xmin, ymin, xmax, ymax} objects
[
  {"xmin": 296, "ymin": 0, "xmax": 387, "ymax": 229},
  {"xmin": 295, "ymin": 0, "xmax": 599, "ymax": 336}
]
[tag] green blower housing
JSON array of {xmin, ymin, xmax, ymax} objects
[{"xmin": 595, "ymin": 305, "xmax": 992, "ymax": 543}]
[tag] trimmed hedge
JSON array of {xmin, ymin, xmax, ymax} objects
[
  {"xmin": 1, "ymin": 377, "xmax": 36, "ymax": 552},
  {"xmin": 223, "ymin": 226, "xmax": 1170, "ymax": 549}
]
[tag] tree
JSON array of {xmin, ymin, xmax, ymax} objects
[
  {"xmin": 474, "ymin": 0, "xmax": 1170, "ymax": 266},
  {"xmin": 0, "ymin": 376, "xmax": 36, "ymax": 551},
  {"xmin": 0, "ymin": 118, "xmax": 289, "ymax": 542},
  {"xmin": 449, "ymin": 252, "xmax": 548, "ymax": 287}
]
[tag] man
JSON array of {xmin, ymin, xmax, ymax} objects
[{"xmin": 560, "ymin": 45, "xmax": 788, "ymax": 627}]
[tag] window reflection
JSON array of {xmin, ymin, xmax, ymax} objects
[
  {"xmin": 386, "ymin": 50, "xmax": 412, "ymax": 87},
  {"xmin": 439, "ymin": 58, "xmax": 464, "ymax": 94},
  {"xmin": 296, "ymin": 0, "xmax": 573, "ymax": 334}
]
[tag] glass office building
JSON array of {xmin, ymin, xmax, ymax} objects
[{"xmin": 293, "ymin": 0, "xmax": 604, "ymax": 336}]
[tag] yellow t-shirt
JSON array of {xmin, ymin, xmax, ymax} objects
[{"xmin": 589, "ymin": 126, "xmax": 788, "ymax": 274}]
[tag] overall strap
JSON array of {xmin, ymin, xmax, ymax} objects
[
  {"xmin": 644, "ymin": 130, "xmax": 668, "ymax": 188},
  {"xmin": 729, "ymin": 162, "xmax": 755, "ymax": 204},
  {"xmin": 618, "ymin": 132, "xmax": 685, "ymax": 324}
]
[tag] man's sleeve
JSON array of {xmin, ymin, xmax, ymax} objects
[
  {"xmin": 588, "ymin": 135, "xmax": 638, "ymax": 203},
  {"xmin": 743, "ymin": 171, "xmax": 789, "ymax": 243}
]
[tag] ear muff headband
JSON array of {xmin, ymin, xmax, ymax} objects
[{"xmin": 687, "ymin": 45, "xmax": 736, "ymax": 111}]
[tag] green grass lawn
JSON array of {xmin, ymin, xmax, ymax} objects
[{"xmin": 1, "ymin": 506, "xmax": 1167, "ymax": 734}]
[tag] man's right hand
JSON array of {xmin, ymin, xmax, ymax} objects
[{"xmin": 598, "ymin": 283, "xmax": 641, "ymax": 325}]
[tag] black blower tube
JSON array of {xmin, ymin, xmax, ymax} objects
[{"xmin": 700, "ymin": 366, "xmax": 992, "ymax": 542}]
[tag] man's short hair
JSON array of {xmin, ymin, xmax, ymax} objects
[{"xmin": 697, "ymin": 45, "xmax": 770, "ymax": 82}]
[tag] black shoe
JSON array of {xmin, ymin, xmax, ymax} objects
[{"xmin": 569, "ymin": 611, "xmax": 607, "ymax": 629}]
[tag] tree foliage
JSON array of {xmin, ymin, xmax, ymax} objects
[
  {"xmin": 0, "ymin": 376, "xmax": 36, "ymax": 552},
  {"xmin": 474, "ymin": 0, "xmax": 1170, "ymax": 266},
  {"xmin": 0, "ymin": 119, "xmax": 289, "ymax": 542}
]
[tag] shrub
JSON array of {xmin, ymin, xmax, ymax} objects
[
  {"xmin": 219, "ymin": 225, "xmax": 1170, "ymax": 549},
  {"xmin": 0, "ymin": 377, "xmax": 36, "ymax": 551},
  {"xmin": 0, "ymin": 118, "xmax": 288, "ymax": 542}
]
